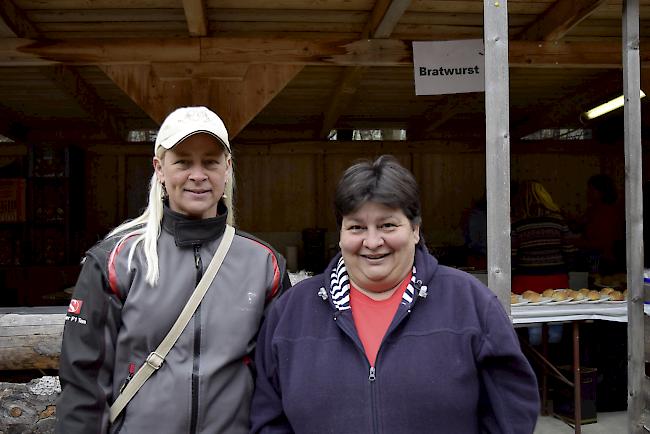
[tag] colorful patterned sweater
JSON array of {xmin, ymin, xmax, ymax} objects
[{"xmin": 511, "ymin": 216, "xmax": 577, "ymax": 275}]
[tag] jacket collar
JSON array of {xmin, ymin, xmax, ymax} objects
[
  {"xmin": 161, "ymin": 202, "xmax": 228, "ymax": 247},
  {"xmin": 323, "ymin": 246, "xmax": 432, "ymax": 311}
]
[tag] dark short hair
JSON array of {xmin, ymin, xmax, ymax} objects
[
  {"xmin": 588, "ymin": 174, "xmax": 617, "ymax": 204},
  {"xmin": 334, "ymin": 155, "xmax": 423, "ymax": 236}
]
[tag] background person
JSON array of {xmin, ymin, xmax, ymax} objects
[
  {"xmin": 511, "ymin": 180, "xmax": 576, "ymax": 294},
  {"xmin": 250, "ymin": 155, "xmax": 539, "ymax": 434},
  {"xmin": 56, "ymin": 106, "xmax": 290, "ymax": 433},
  {"xmin": 462, "ymin": 192, "xmax": 487, "ymax": 269},
  {"xmin": 511, "ymin": 180, "xmax": 575, "ymax": 346},
  {"xmin": 572, "ymin": 174, "xmax": 625, "ymax": 276}
]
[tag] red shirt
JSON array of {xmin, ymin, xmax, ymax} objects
[{"xmin": 350, "ymin": 273, "xmax": 411, "ymax": 366}]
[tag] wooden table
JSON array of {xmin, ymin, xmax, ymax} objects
[{"xmin": 511, "ymin": 302, "xmax": 629, "ymax": 434}]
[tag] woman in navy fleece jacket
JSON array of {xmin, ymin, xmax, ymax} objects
[{"xmin": 251, "ymin": 155, "xmax": 539, "ymax": 433}]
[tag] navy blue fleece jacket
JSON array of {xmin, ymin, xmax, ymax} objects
[{"xmin": 250, "ymin": 245, "xmax": 539, "ymax": 434}]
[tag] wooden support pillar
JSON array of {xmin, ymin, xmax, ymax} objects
[
  {"xmin": 622, "ymin": 1, "xmax": 646, "ymax": 432},
  {"xmin": 484, "ymin": 0, "xmax": 512, "ymax": 309}
]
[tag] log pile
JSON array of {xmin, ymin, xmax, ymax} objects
[
  {"xmin": 0, "ymin": 307, "xmax": 65, "ymax": 371},
  {"xmin": 0, "ymin": 376, "xmax": 60, "ymax": 433}
]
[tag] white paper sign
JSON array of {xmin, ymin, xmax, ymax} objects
[{"xmin": 413, "ymin": 40, "xmax": 485, "ymax": 95}]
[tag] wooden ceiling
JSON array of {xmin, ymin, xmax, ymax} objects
[{"xmin": 0, "ymin": 0, "xmax": 649, "ymax": 145}]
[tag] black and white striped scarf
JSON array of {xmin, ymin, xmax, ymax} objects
[{"xmin": 327, "ymin": 256, "xmax": 425, "ymax": 311}]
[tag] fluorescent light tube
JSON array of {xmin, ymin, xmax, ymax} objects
[{"xmin": 583, "ymin": 90, "xmax": 646, "ymax": 120}]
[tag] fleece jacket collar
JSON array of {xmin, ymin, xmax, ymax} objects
[{"xmin": 161, "ymin": 202, "xmax": 228, "ymax": 247}]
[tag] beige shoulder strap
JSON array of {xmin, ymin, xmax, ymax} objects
[{"xmin": 109, "ymin": 224, "xmax": 235, "ymax": 423}]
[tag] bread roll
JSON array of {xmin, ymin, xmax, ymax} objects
[
  {"xmin": 570, "ymin": 291, "xmax": 586, "ymax": 301},
  {"xmin": 579, "ymin": 288, "xmax": 591, "ymax": 296},
  {"xmin": 549, "ymin": 290, "xmax": 567, "ymax": 301},
  {"xmin": 522, "ymin": 291, "xmax": 542, "ymax": 302},
  {"xmin": 609, "ymin": 290, "xmax": 624, "ymax": 301},
  {"xmin": 511, "ymin": 294, "xmax": 520, "ymax": 304},
  {"xmin": 542, "ymin": 289, "xmax": 555, "ymax": 298},
  {"xmin": 563, "ymin": 289, "xmax": 578, "ymax": 298},
  {"xmin": 600, "ymin": 287, "xmax": 615, "ymax": 296},
  {"xmin": 587, "ymin": 290, "xmax": 601, "ymax": 301}
]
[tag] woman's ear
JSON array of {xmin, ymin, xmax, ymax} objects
[
  {"xmin": 225, "ymin": 155, "xmax": 233, "ymax": 179},
  {"xmin": 153, "ymin": 156, "xmax": 164, "ymax": 184},
  {"xmin": 413, "ymin": 224, "xmax": 421, "ymax": 244}
]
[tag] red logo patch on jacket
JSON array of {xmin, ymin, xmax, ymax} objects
[{"xmin": 68, "ymin": 299, "xmax": 83, "ymax": 314}]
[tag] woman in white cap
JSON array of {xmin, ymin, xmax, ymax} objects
[{"xmin": 56, "ymin": 106, "xmax": 291, "ymax": 434}]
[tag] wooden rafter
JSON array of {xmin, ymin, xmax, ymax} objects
[
  {"xmin": 182, "ymin": 0, "xmax": 208, "ymax": 37},
  {"xmin": 409, "ymin": 94, "xmax": 483, "ymax": 139},
  {"xmin": 394, "ymin": 0, "xmax": 606, "ymax": 139},
  {"xmin": 99, "ymin": 65, "xmax": 160, "ymax": 120},
  {"xmin": 0, "ymin": 1, "xmax": 127, "ymax": 141},
  {"xmin": 317, "ymin": 0, "xmax": 411, "ymax": 138},
  {"xmin": 6, "ymin": 37, "xmax": 639, "ymax": 68},
  {"xmin": 151, "ymin": 62, "xmax": 248, "ymax": 81},
  {"xmin": 412, "ymin": 0, "xmax": 607, "ymax": 136},
  {"xmin": 369, "ymin": 0, "xmax": 412, "ymax": 39},
  {"xmin": 214, "ymin": 64, "xmax": 303, "ymax": 137},
  {"xmin": 40, "ymin": 64, "xmax": 127, "ymax": 141},
  {"xmin": 518, "ymin": 0, "xmax": 608, "ymax": 42},
  {"xmin": 102, "ymin": 63, "xmax": 302, "ymax": 137},
  {"xmin": 0, "ymin": 0, "xmax": 39, "ymax": 38},
  {"xmin": 318, "ymin": 66, "xmax": 368, "ymax": 138}
]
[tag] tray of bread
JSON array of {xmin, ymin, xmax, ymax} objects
[{"xmin": 511, "ymin": 287, "xmax": 627, "ymax": 305}]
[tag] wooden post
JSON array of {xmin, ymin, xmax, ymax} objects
[
  {"xmin": 622, "ymin": 1, "xmax": 645, "ymax": 432},
  {"xmin": 572, "ymin": 321, "xmax": 582, "ymax": 434},
  {"xmin": 484, "ymin": 0, "xmax": 512, "ymax": 310}
]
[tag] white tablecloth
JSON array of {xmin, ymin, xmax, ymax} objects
[{"xmin": 510, "ymin": 302, "xmax": 641, "ymax": 325}]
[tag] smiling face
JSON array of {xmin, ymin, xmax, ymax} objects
[
  {"xmin": 153, "ymin": 133, "xmax": 231, "ymax": 219},
  {"xmin": 339, "ymin": 201, "xmax": 420, "ymax": 297}
]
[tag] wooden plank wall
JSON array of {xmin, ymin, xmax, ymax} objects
[
  {"xmin": 231, "ymin": 141, "xmax": 623, "ymax": 247},
  {"xmin": 77, "ymin": 140, "xmax": 629, "ymax": 253},
  {"xmin": 0, "ymin": 139, "xmax": 637, "ymax": 301},
  {"xmin": 84, "ymin": 145, "xmax": 150, "ymax": 245}
]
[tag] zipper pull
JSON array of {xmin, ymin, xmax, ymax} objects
[
  {"xmin": 119, "ymin": 363, "xmax": 136, "ymax": 393},
  {"xmin": 368, "ymin": 366, "xmax": 376, "ymax": 382},
  {"xmin": 194, "ymin": 245, "xmax": 200, "ymax": 268}
]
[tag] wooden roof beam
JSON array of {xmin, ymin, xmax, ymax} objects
[
  {"xmin": 151, "ymin": 62, "xmax": 248, "ymax": 81},
  {"xmin": 40, "ymin": 64, "xmax": 127, "ymax": 141},
  {"xmin": 0, "ymin": 0, "xmax": 39, "ymax": 38},
  {"xmin": 0, "ymin": 5, "xmax": 127, "ymax": 141},
  {"xmin": 317, "ymin": 0, "xmax": 411, "ymax": 138},
  {"xmin": 5, "ymin": 37, "xmax": 642, "ymax": 68},
  {"xmin": 518, "ymin": 0, "xmax": 608, "ymax": 42},
  {"xmin": 408, "ymin": 94, "xmax": 483, "ymax": 139},
  {"xmin": 182, "ymin": 0, "xmax": 208, "ymax": 37},
  {"xmin": 368, "ymin": 0, "xmax": 412, "ymax": 39},
  {"xmin": 318, "ymin": 66, "xmax": 368, "ymax": 138},
  {"xmin": 102, "ymin": 63, "xmax": 302, "ymax": 137},
  {"xmin": 214, "ymin": 64, "xmax": 303, "ymax": 137}
]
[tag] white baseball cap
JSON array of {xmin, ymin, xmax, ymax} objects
[{"xmin": 154, "ymin": 106, "xmax": 231, "ymax": 154}]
